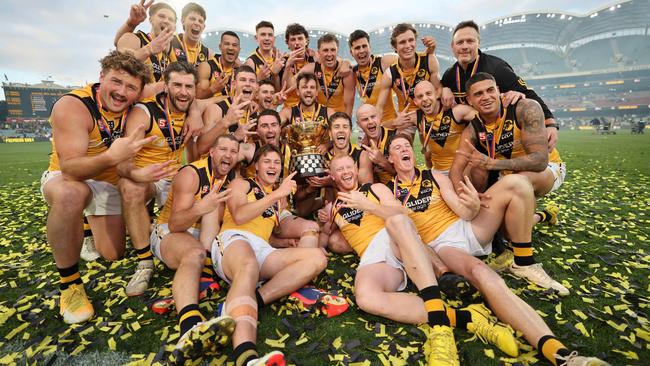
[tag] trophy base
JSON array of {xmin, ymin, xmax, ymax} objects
[{"xmin": 290, "ymin": 153, "xmax": 327, "ymax": 178}]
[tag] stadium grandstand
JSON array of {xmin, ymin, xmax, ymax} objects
[
  {"xmin": 202, "ymin": 28, "xmax": 349, "ymax": 57},
  {"xmin": 2, "ymin": 0, "xmax": 648, "ymax": 131},
  {"xmin": 0, "ymin": 80, "xmax": 74, "ymax": 142},
  {"xmin": 199, "ymin": 0, "xmax": 649, "ymax": 128}
]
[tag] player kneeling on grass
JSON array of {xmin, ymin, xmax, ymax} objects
[
  {"xmin": 41, "ymin": 50, "xmax": 151, "ymax": 324},
  {"xmin": 149, "ymin": 135, "xmax": 240, "ymax": 362},
  {"xmin": 321, "ymin": 154, "xmax": 518, "ymax": 365},
  {"xmin": 383, "ymin": 135, "xmax": 608, "ymax": 366},
  {"xmin": 450, "ymin": 72, "xmax": 568, "ymax": 278},
  {"xmin": 214, "ymin": 144, "xmax": 327, "ymax": 366}
]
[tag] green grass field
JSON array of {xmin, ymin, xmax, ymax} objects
[{"xmin": 0, "ymin": 130, "xmax": 648, "ymax": 365}]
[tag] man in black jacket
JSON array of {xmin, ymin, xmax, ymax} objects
[{"xmin": 440, "ymin": 20, "xmax": 559, "ymax": 152}]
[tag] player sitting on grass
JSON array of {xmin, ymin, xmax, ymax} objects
[{"xmin": 322, "ymin": 154, "xmax": 519, "ymax": 365}]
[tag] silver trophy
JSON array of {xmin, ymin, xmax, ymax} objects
[{"xmin": 287, "ymin": 119, "xmax": 329, "ymax": 178}]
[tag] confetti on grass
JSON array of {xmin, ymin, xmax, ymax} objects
[{"xmin": 1, "ymin": 136, "xmax": 649, "ymax": 365}]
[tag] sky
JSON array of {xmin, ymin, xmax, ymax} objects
[{"xmin": 0, "ymin": 0, "xmax": 617, "ymax": 100}]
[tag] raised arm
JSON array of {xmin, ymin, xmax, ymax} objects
[
  {"xmin": 227, "ymin": 172, "xmax": 297, "ymax": 225},
  {"xmin": 357, "ymin": 151, "xmax": 374, "ymax": 184},
  {"xmin": 493, "ymin": 99, "xmax": 548, "ymax": 172},
  {"xmin": 426, "ymin": 53, "xmax": 441, "ymax": 90},
  {"xmin": 451, "ymin": 104, "xmax": 477, "ymax": 123},
  {"xmin": 54, "ymin": 97, "xmax": 153, "ymax": 180},
  {"xmin": 113, "ymin": 0, "xmax": 152, "ymax": 46},
  {"xmin": 448, "ymin": 125, "xmax": 476, "ymax": 189},
  {"xmin": 436, "ymin": 173, "xmax": 480, "ymax": 221},
  {"xmin": 337, "ymin": 183, "xmax": 406, "ymax": 220},
  {"xmin": 373, "ymin": 70, "xmax": 393, "ymax": 117},
  {"xmin": 342, "ymin": 72, "xmax": 356, "ymax": 116},
  {"xmin": 168, "ymin": 168, "xmax": 230, "ymax": 232}
]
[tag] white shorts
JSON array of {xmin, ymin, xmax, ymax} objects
[
  {"xmin": 427, "ymin": 219, "xmax": 491, "ymax": 257},
  {"xmin": 358, "ymin": 228, "xmax": 408, "ymax": 291},
  {"xmin": 547, "ymin": 162, "xmax": 566, "ymax": 192},
  {"xmin": 40, "ymin": 170, "xmax": 122, "ymax": 216},
  {"xmin": 432, "ymin": 169, "xmax": 449, "ymax": 176},
  {"xmin": 149, "ymin": 223, "xmax": 200, "ymax": 263},
  {"xmin": 151, "ymin": 178, "xmax": 172, "ymax": 208},
  {"xmin": 212, "ymin": 230, "xmax": 277, "ymax": 284}
]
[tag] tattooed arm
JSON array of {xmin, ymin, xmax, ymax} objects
[
  {"xmin": 490, "ymin": 99, "xmax": 548, "ymax": 172},
  {"xmin": 449, "ymin": 124, "xmax": 476, "ymax": 189}
]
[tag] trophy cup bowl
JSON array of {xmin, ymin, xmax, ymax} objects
[{"xmin": 287, "ymin": 119, "xmax": 328, "ymax": 178}]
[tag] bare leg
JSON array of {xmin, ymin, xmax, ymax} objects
[
  {"xmin": 118, "ymin": 178, "xmax": 154, "ymax": 251},
  {"xmin": 258, "ymin": 247, "xmax": 327, "ymax": 303},
  {"xmin": 158, "ymin": 232, "xmax": 205, "ymax": 311},
  {"xmin": 277, "ymin": 216, "xmax": 320, "ymax": 248},
  {"xmin": 384, "ymin": 215, "xmax": 440, "ymax": 287},
  {"xmin": 327, "ymin": 230, "xmax": 353, "ymax": 254},
  {"xmin": 471, "ymin": 174, "xmax": 535, "ymax": 244},
  {"xmin": 438, "ymin": 247, "xmax": 553, "ymax": 348},
  {"xmin": 42, "ymin": 176, "xmax": 91, "ymax": 268},
  {"xmin": 518, "ymin": 168, "xmax": 555, "ymax": 198},
  {"xmin": 221, "ymin": 240, "xmax": 263, "ymax": 347},
  {"xmin": 354, "ymin": 263, "xmax": 427, "ymax": 323},
  {"xmin": 86, "ymin": 215, "xmax": 126, "ymax": 261}
]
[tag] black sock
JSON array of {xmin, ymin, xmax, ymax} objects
[
  {"xmin": 418, "ymin": 285, "xmax": 449, "ymax": 327},
  {"xmin": 491, "ymin": 231, "xmax": 507, "ymax": 255},
  {"xmin": 233, "ymin": 341, "xmax": 258, "ymax": 366},
  {"xmin": 58, "ymin": 263, "xmax": 83, "ymax": 290},
  {"xmin": 512, "ymin": 242, "xmax": 535, "ymax": 266},
  {"xmin": 146, "ymin": 200, "xmax": 156, "ymax": 224},
  {"xmin": 536, "ymin": 211, "xmax": 549, "ymax": 222},
  {"xmin": 135, "ymin": 245, "xmax": 153, "ymax": 262},
  {"xmin": 454, "ymin": 309, "xmax": 472, "ymax": 330},
  {"xmin": 202, "ymin": 251, "xmax": 215, "ymax": 280},
  {"xmin": 83, "ymin": 217, "xmax": 92, "ymax": 238},
  {"xmin": 178, "ymin": 303, "xmax": 204, "ymax": 336},
  {"xmin": 538, "ymin": 335, "xmax": 570, "ymax": 366},
  {"xmin": 255, "ymin": 289, "xmax": 265, "ymax": 309}
]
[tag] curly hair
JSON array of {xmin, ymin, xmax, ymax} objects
[{"xmin": 99, "ymin": 50, "xmax": 151, "ymax": 87}]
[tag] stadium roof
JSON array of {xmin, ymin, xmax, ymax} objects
[
  {"xmin": 2, "ymin": 80, "xmax": 72, "ymax": 90},
  {"xmin": 194, "ymin": 0, "xmax": 649, "ymax": 78}
]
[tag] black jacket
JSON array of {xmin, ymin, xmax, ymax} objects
[{"xmin": 441, "ymin": 50, "xmax": 554, "ymax": 120}]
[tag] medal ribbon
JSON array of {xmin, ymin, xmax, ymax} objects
[
  {"xmin": 163, "ymin": 96, "xmax": 184, "ymax": 151},
  {"xmin": 299, "ymin": 103, "xmax": 319, "ymax": 123},
  {"xmin": 393, "ymin": 170, "xmax": 418, "ymax": 206},
  {"xmin": 455, "ymin": 53, "xmax": 480, "ymax": 94},
  {"xmin": 420, "ymin": 106, "xmax": 443, "ymax": 150},
  {"xmin": 356, "ymin": 56, "xmax": 376, "ymax": 100},
  {"xmin": 396, "ymin": 55, "xmax": 421, "ymax": 105},
  {"xmin": 215, "ymin": 56, "xmax": 234, "ymax": 96},
  {"xmin": 178, "ymin": 34, "xmax": 200, "ymax": 65},
  {"xmin": 255, "ymin": 178, "xmax": 281, "ymax": 227},
  {"xmin": 319, "ymin": 62, "xmax": 341, "ymax": 101},
  {"xmin": 481, "ymin": 102, "xmax": 505, "ymax": 159},
  {"xmin": 95, "ymin": 88, "xmax": 128, "ymax": 147}
]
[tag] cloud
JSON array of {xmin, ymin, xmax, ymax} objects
[{"xmin": 0, "ymin": 0, "xmax": 611, "ymax": 96}]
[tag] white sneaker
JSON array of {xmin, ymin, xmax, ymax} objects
[
  {"xmin": 247, "ymin": 351, "xmax": 286, "ymax": 366},
  {"xmin": 125, "ymin": 260, "xmax": 154, "ymax": 296},
  {"xmin": 509, "ymin": 263, "xmax": 569, "ymax": 296},
  {"xmin": 557, "ymin": 351, "xmax": 610, "ymax": 366},
  {"xmin": 80, "ymin": 236, "xmax": 100, "ymax": 262}
]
